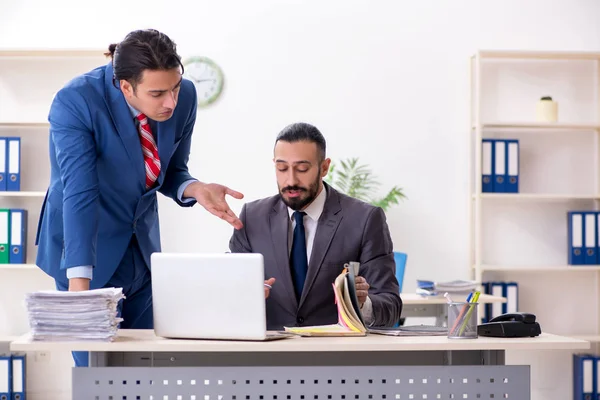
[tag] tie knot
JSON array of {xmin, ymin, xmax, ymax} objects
[
  {"xmin": 136, "ymin": 113, "xmax": 148, "ymax": 125},
  {"xmin": 293, "ymin": 211, "xmax": 306, "ymax": 224}
]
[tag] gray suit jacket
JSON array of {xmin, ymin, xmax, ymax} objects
[{"xmin": 229, "ymin": 183, "xmax": 402, "ymax": 330}]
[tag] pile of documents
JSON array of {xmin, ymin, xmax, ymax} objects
[
  {"xmin": 24, "ymin": 288, "xmax": 125, "ymax": 342},
  {"xmin": 416, "ymin": 279, "xmax": 478, "ymax": 296}
]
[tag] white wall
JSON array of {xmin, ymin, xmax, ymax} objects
[{"xmin": 1, "ymin": 1, "xmax": 600, "ymax": 399}]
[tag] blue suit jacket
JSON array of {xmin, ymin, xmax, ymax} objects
[{"xmin": 36, "ymin": 62, "xmax": 198, "ymax": 289}]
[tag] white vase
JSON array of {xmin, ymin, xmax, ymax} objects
[{"xmin": 536, "ymin": 98, "xmax": 558, "ymax": 122}]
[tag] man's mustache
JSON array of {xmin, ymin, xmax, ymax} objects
[{"xmin": 282, "ymin": 186, "xmax": 306, "ymax": 192}]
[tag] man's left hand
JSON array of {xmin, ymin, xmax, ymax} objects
[
  {"xmin": 186, "ymin": 181, "xmax": 244, "ymax": 229},
  {"xmin": 354, "ymin": 276, "xmax": 370, "ymax": 306}
]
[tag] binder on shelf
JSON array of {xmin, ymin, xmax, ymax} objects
[
  {"xmin": 573, "ymin": 353, "xmax": 596, "ymax": 400},
  {"xmin": 0, "ymin": 209, "xmax": 9, "ymax": 264},
  {"xmin": 596, "ymin": 357, "xmax": 600, "ymax": 400},
  {"xmin": 584, "ymin": 212, "xmax": 597, "ymax": 265},
  {"xmin": 494, "ymin": 140, "xmax": 507, "ymax": 192},
  {"xmin": 569, "ymin": 211, "xmax": 585, "ymax": 265},
  {"xmin": 0, "ymin": 138, "xmax": 7, "ymax": 191},
  {"xmin": 504, "ymin": 282, "xmax": 518, "ymax": 314},
  {"xmin": 506, "ymin": 139, "xmax": 519, "ymax": 193},
  {"xmin": 11, "ymin": 353, "xmax": 24, "ymax": 400},
  {"xmin": 490, "ymin": 281, "xmax": 504, "ymax": 319},
  {"xmin": 0, "ymin": 354, "xmax": 11, "ymax": 400},
  {"xmin": 9, "ymin": 210, "xmax": 26, "ymax": 264},
  {"xmin": 482, "ymin": 281, "xmax": 519, "ymax": 321},
  {"xmin": 481, "ymin": 282, "xmax": 491, "ymax": 323},
  {"xmin": 6, "ymin": 138, "xmax": 20, "ymax": 192},
  {"xmin": 597, "ymin": 212, "xmax": 600, "ymax": 266},
  {"xmin": 481, "ymin": 139, "xmax": 494, "ymax": 193}
]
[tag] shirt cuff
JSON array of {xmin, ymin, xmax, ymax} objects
[
  {"xmin": 66, "ymin": 266, "xmax": 93, "ymax": 280},
  {"xmin": 360, "ymin": 295, "xmax": 374, "ymax": 325},
  {"xmin": 178, "ymin": 179, "xmax": 198, "ymax": 203}
]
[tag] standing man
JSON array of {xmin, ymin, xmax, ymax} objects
[
  {"xmin": 229, "ymin": 122, "xmax": 402, "ymax": 330},
  {"xmin": 35, "ymin": 29, "xmax": 243, "ymax": 366}
]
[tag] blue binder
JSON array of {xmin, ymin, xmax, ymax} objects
[
  {"xmin": 573, "ymin": 353, "xmax": 596, "ymax": 400},
  {"xmin": 506, "ymin": 139, "xmax": 519, "ymax": 193},
  {"xmin": 0, "ymin": 138, "xmax": 7, "ymax": 191},
  {"xmin": 584, "ymin": 212, "xmax": 597, "ymax": 265},
  {"xmin": 9, "ymin": 210, "xmax": 26, "ymax": 264},
  {"xmin": 494, "ymin": 140, "xmax": 507, "ymax": 192},
  {"xmin": 6, "ymin": 138, "xmax": 20, "ymax": 192},
  {"xmin": 569, "ymin": 211, "xmax": 585, "ymax": 265},
  {"xmin": 11, "ymin": 353, "xmax": 24, "ymax": 400},
  {"xmin": 482, "ymin": 139, "xmax": 494, "ymax": 193},
  {"xmin": 597, "ymin": 212, "xmax": 600, "ymax": 266},
  {"xmin": 0, "ymin": 354, "xmax": 11, "ymax": 400},
  {"xmin": 490, "ymin": 282, "xmax": 505, "ymax": 318},
  {"xmin": 481, "ymin": 282, "xmax": 491, "ymax": 323},
  {"xmin": 504, "ymin": 282, "xmax": 518, "ymax": 313}
]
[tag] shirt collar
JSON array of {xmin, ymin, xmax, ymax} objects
[
  {"xmin": 287, "ymin": 183, "xmax": 327, "ymax": 222},
  {"xmin": 126, "ymin": 101, "xmax": 141, "ymax": 119}
]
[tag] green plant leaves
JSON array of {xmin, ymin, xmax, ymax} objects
[{"xmin": 325, "ymin": 157, "xmax": 406, "ymax": 211}]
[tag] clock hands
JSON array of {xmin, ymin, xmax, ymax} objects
[{"xmin": 187, "ymin": 72, "xmax": 215, "ymax": 84}]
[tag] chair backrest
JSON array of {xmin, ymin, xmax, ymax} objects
[{"xmin": 393, "ymin": 251, "xmax": 407, "ymax": 293}]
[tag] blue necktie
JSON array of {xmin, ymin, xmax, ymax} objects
[{"xmin": 290, "ymin": 211, "xmax": 308, "ymax": 299}]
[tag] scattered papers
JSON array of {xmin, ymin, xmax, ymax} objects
[{"xmin": 25, "ymin": 287, "xmax": 125, "ymax": 342}]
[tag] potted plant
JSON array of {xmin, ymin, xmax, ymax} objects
[{"xmin": 324, "ymin": 157, "xmax": 406, "ymax": 211}]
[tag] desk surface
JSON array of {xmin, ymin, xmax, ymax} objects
[
  {"xmin": 401, "ymin": 293, "xmax": 506, "ymax": 304},
  {"xmin": 10, "ymin": 329, "xmax": 588, "ymax": 353}
]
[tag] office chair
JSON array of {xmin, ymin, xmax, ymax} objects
[
  {"xmin": 394, "ymin": 251, "xmax": 407, "ymax": 293},
  {"xmin": 394, "ymin": 251, "xmax": 407, "ymax": 327}
]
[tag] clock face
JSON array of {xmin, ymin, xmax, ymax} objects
[{"xmin": 182, "ymin": 56, "xmax": 224, "ymax": 107}]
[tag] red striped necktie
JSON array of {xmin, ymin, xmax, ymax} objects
[{"xmin": 136, "ymin": 113, "xmax": 161, "ymax": 190}]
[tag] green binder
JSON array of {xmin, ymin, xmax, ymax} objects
[{"xmin": 0, "ymin": 208, "xmax": 10, "ymax": 263}]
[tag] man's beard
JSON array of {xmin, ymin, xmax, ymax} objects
[{"xmin": 279, "ymin": 174, "xmax": 321, "ymax": 211}]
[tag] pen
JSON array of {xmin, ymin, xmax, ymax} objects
[
  {"xmin": 448, "ymin": 291, "xmax": 474, "ymax": 335},
  {"xmin": 444, "ymin": 292, "xmax": 453, "ymax": 304},
  {"xmin": 264, "ymin": 283, "xmax": 272, "ymax": 289},
  {"xmin": 458, "ymin": 291, "xmax": 480, "ymax": 336}
]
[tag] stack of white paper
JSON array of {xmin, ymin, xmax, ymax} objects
[
  {"xmin": 24, "ymin": 288, "xmax": 125, "ymax": 342},
  {"xmin": 416, "ymin": 279, "xmax": 478, "ymax": 296}
]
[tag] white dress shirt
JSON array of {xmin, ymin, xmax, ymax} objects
[{"xmin": 286, "ymin": 185, "xmax": 374, "ymax": 324}]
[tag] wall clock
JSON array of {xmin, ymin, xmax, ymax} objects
[{"xmin": 182, "ymin": 56, "xmax": 224, "ymax": 107}]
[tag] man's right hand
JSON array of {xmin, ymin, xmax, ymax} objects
[
  {"xmin": 264, "ymin": 277, "xmax": 276, "ymax": 299},
  {"xmin": 69, "ymin": 278, "xmax": 90, "ymax": 291}
]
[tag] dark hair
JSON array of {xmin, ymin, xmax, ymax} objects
[
  {"xmin": 105, "ymin": 29, "xmax": 184, "ymax": 90},
  {"xmin": 275, "ymin": 122, "xmax": 327, "ymax": 161}
]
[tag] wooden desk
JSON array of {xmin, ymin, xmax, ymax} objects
[
  {"xmin": 400, "ymin": 293, "xmax": 506, "ymax": 325},
  {"xmin": 11, "ymin": 330, "xmax": 588, "ymax": 399}
]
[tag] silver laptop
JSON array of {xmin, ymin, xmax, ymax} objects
[{"xmin": 151, "ymin": 252, "xmax": 291, "ymax": 341}]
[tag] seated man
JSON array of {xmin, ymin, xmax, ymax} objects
[{"xmin": 229, "ymin": 122, "xmax": 402, "ymax": 330}]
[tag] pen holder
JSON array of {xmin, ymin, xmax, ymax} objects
[{"xmin": 447, "ymin": 302, "xmax": 478, "ymax": 339}]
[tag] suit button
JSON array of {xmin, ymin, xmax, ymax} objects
[
  {"xmin": 297, "ymin": 317, "xmax": 304, "ymax": 324},
  {"xmin": 133, "ymin": 219, "xmax": 137, "ymax": 230}
]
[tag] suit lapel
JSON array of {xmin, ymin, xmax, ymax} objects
[
  {"xmin": 270, "ymin": 201, "xmax": 298, "ymax": 312},
  {"xmin": 104, "ymin": 63, "xmax": 146, "ymax": 190},
  {"xmin": 298, "ymin": 185, "xmax": 342, "ymax": 309}
]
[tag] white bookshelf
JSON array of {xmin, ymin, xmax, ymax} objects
[
  {"xmin": 469, "ymin": 50, "xmax": 600, "ymax": 400},
  {"xmin": 0, "ymin": 49, "xmax": 108, "ymax": 338}
]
